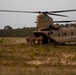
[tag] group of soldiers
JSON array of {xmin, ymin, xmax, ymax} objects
[{"xmin": 25, "ymin": 34, "xmax": 43, "ymax": 45}]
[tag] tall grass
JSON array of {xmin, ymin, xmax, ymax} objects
[{"xmin": 0, "ymin": 38, "xmax": 76, "ymax": 75}]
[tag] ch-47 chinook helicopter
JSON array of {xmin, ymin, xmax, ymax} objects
[{"xmin": 0, "ymin": 9, "xmax": 76, "ymax": 45}]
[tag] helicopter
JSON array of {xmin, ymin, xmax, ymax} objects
[{"xmin": 0, "ymin": 9, "xmax": 76, "ymax": 45}]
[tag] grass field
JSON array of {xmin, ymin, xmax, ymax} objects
[{"xmin": 0, "ymin": 37, "xmax": 76, "ymax": 75}]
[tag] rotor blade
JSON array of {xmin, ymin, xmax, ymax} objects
[
  {"xmin": 50, "ymin": 9, "xmax": 76, "ymax": 13},
  {"xmin": 48, "ymin": 12, "xmax": 68, "ymax": 17},
  {"xmin": 54, "ymin": 20, "xmax": 76, "ymax": 23},
  {"xmin": 0, "ymin": 10, "xmax": 39, "ymax": 13}
]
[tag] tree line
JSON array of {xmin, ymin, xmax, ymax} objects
[
  {"xmin": 0, "ymin": 26, "xmax": 36, "ymax": 37},
  {"xmin": 0, "ymin": 23, "xmax": 76, "ymax": 37}
]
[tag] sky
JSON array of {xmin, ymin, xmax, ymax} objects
[{"xmin": 0, "ymin": 0, "xmax": 76, "ymax": 29}]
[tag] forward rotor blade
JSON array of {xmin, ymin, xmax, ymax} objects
[
  {"xmin": 54, "ymin": 20, "xmax": 76, "ymax": 23},
  {"xmin": 0, "ymin": 10, "xmax": 39, "ymax": 13},
  {"xmin": 48, "ymin": 12, "xmax": 68, "ymax": 17},
  {"xmin": 0, "ymin": 9, "xmax": 76, "ymax": 14},
  {"xmin": 50, "ymin": 9, "xmax": 76, "ymax": 13}
]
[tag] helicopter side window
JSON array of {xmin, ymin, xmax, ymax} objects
[
  {"xmin": 48, "ymin": 32, "xmax": 50, "ymax": 35},
  {"xmin": 63, "ymin": 33, "xmax": 67, "ymax": 36},
  {"xmin": 58, "ymin": 33, "xmax": 60, "ymax": 37},
  {"xmin": 71, "ymin": 32, "xmax": 73, "ymax": 35},
  {"xmin": 51, "ymin": 31, "xmax": 53, "ymax": 34},
  {"xmin": 49, "ymin": 25, "xmax": 53, "ymax": 29}
]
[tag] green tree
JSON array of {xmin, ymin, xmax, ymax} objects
[{"xmin": 4, "ymin": 25, "xmax": 12, "ymax": 30}]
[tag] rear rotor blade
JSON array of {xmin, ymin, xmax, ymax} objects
[{"xmin": 54, "ymin": 20, "xmax": 76, "ymax": 23}]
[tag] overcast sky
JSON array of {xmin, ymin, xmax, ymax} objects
[{"xmin": 0, "ymin": 0, "xmax": 76, "ymax": 29}]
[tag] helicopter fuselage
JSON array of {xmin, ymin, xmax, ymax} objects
[{"xmin": 33, "ymin": 13, "xmax": 76, "ymax": 45}]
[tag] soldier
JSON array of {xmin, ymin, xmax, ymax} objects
[
  {"xmin": 36, "ymin": 36, "xmax": 43, "ymax": 45},
  {"xmin": 25, "ymin": 35, "xmax": 31, "ymax": 45},
  {"xmin": 31, "ymin": 34, "xmax": 36, "ymax": 45},
  {"xmin": 39, "ymin": 36, "xmax": 43, "ymax": 45}
]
